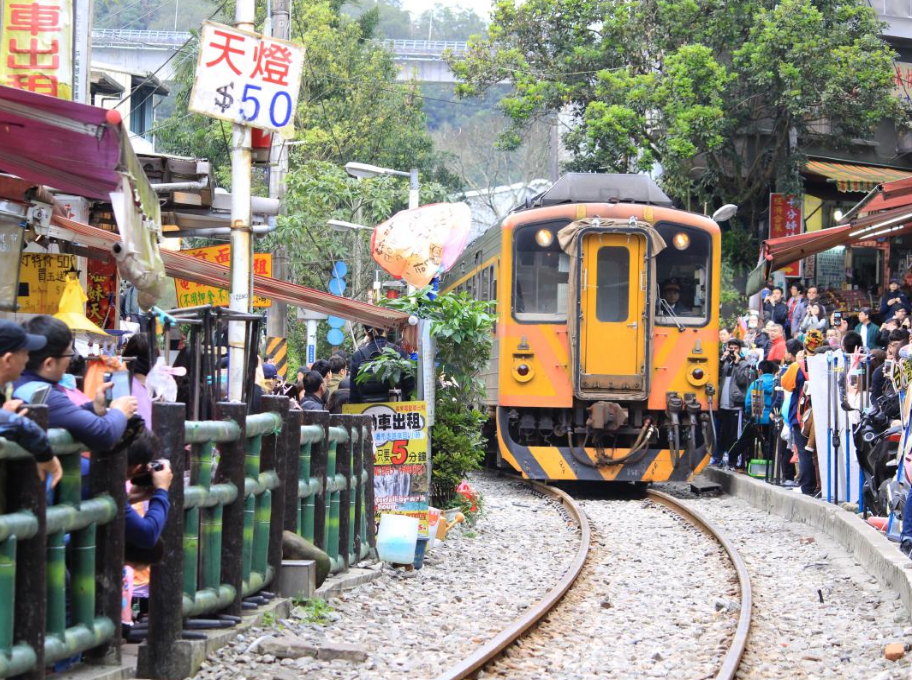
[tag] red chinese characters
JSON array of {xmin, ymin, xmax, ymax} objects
[
  {"xmin": 769, "ymin": 193, "xmax": 803, "ymax": 278},
  {"xmin": 205, "ymin": 30, "xmax": 247, "ymax": 76},
  {"xmin": 250, "ymin": 43, "xmax": 293, "ymax": 86},
  {"xmin": 1, "ymin": 0, "xmax": 70, "ymax": 99}
]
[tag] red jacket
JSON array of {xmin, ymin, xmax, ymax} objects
[{"xmin": 766, "ymin": 336, "xmax": 786, "ymax": 362}]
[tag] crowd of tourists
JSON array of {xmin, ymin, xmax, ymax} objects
[
  {"xmin": 714, "ymin": 280, "xmax": 912, "ymax": 555},
  {"xmin": 0, "ymin": 313, "xmax": 415, "ymax": 655}
]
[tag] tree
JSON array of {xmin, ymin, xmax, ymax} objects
[
  {"xmin": 451, "ymin": 0, "xmax": 905, "ymax": 234},
  {"xmin": 414, "ymin": 4, "xmax": 488, "ymax": 41},
  {"xmin": 154, "ymin": 0, "xmax": 455, "ymax": 364}
]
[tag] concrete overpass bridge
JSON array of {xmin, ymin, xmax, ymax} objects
[{"xmin": 91, "ymin": 29, "xmax": 467, "ymax": 84}]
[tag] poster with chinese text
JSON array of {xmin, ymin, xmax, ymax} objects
[
  {"xmin": 173, "ymin": 245, "xmax": 272, "ymax": 308},
  {"xmin": 86, "ymin": 256, "xmax": 118, "ymax": 329},
  {"xmin": 0, "ymin": 0, "xmax": 73, "ymax": 99},
  {"xmin": 769, "ymin": 193, "xmax": 803, "ymax": 277},
  {"xmin": 343, "ymin": 401, "xmax": 429, "ymax": 535},
  {"xmin": 189, "ymin": 21, "xmax": 304, "ymax": 136},
  {"xmin": 17, "ymin": 253, "xmax": 74, "ymax": 313}
]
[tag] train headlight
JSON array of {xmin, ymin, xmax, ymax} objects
[
  {"xmin": 672, "ymin": 232, "xmax": 690, "ymax": 250},
  {"xmin": 535, "ymin": 229, "xmax": 553, "ymax": 247}
]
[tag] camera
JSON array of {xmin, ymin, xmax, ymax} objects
[{"xmin": 834, "ymin": 312, "xmax": 843, "ymax": 322}]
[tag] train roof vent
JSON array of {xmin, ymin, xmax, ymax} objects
[{"xmin": 535, "ymin": 173, "xmax": 673, "ymax": 207}]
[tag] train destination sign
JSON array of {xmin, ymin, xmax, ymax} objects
[{"xmin": 189, "ymin": 21, "xmax": 304, "ymax": 135}]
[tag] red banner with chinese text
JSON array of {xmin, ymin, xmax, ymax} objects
[
  {"xmin": 86, "ymin": 256, "xmax": 117, "ymax": 329},
  {"xmin": 173, "ymin": 245, "xmax": 272, "ymax": 308},
  {"xmin": 769, "ymin": 193, "xmax": 803, "ymax": 277}
]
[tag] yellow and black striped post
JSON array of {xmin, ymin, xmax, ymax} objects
[{"xmin": 265, "ymin": 336, "xmax": 288, "ymax": 378}]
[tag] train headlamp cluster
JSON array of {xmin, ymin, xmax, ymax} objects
[{"xmin": 535, "ymin": 229, "xmax": 554, "ymax": 247}]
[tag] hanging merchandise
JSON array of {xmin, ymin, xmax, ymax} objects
[
  {"xmin": 54, "ymin": 273, "xmax": 111, "ymax": 337},
  {"xmin": 371, "ymin": 203, "xmax": 472, "ymax": 288}
]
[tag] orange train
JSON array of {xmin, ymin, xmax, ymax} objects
[{"xmin": 441, "ymin": 174, "xmax": 721, "ymax": 482}]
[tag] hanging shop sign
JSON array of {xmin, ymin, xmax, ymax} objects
[
  {"xmin": 17, "ymin": 253, "xmax": 75, "ymax": 314},
  {"xmin": 189, "ymin": 21, "xmax": 305, "ymax": 135},
  {"xmin": 343, "ymin": 401, "xmax": 430, "ymax": 534},
  {"xmin": 769, "ymin": 193, "xmax": 803, "ymax": 278},
  {"xmin": 86, "ymin": 256, "xmax": 118, "ymax": 329},
  {"xmin": 174, "ymin": 245, "xmax": 272, "ymax": 308},
  {"xmin": 0, "ymin": 0, "xmax": 73, "ymax": 99}
]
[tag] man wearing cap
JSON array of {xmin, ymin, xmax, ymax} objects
[
  {"xmin": 855, "ymin": 308, "xmax": 880, "ymax": 350},
  {"xmin": 0, "ymin": 320, "xmax": 62, "ymax": 487},
  {"xmin": 14, "ymin": 316, "xmax": 138, "ymax": 452},
  {"xmin": 661, "ymin": 280, "xmax": 685, "ymax": 315},
  {"xmin": 880, "ymin": 279, "xmax": 911, "ymax": 318}
]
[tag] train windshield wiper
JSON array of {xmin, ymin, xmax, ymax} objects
[{"xmin": 658, "ymin": 297, "xmax": 685, "ymax": 332}]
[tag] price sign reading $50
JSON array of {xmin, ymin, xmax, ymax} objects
[{"xmin": 189, "ymin": 21, "xmax": 305, "ymax": 135}]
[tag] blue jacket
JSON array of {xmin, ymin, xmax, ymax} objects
[
  {"xmin": 14, "ymin": 371, "xmax": 128, "ymax": 452},
  {"xmin": 125, "ymin": 490, "xmax": 170, "ymax": 549},
  {"xmin": 745, "ymin": 373, "xmax": 776, "ymax": 425},
  {"xmin": 0, "ymin": 405, "xmax": 53, "ymax": 461},
  {"xmin": 855, "ymin": 321, "xmax": 880, "ymax": 349}
]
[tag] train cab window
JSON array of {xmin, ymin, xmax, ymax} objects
[
  {"xmin": 654, "ymin": 223, "xmax": 711, "ymax": 325},
  {"xmin": 595, "ymin": 247, "xmax": 629, "ymax": 322},
  {"xmin": 513, "ymin": 223, "xmax": 570, "ymax": 322}
]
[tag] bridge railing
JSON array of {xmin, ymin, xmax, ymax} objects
[{"xmin": 0, "ymin": 396, "xmax": 376, "ymax": 680}]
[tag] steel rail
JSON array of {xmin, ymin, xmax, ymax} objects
[
  {"xmin": 431, "ymin": 480, "xmax": 591, "ymax": 680},
  {"xmin": 435, "ymin": 485, "xmax": 751, "ymax": 680},
  {"xmin": 646, "ymin": 489, "xmax": 752, "ymax": 680}
]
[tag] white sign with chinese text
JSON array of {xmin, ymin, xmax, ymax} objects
[{"xmin": 189, "ymin": 21, "xmax": 304, "ymax": 135}]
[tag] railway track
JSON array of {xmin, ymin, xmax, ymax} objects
[{"xmin": 433, "ymin": 483, "xmax": 751, "ymax": 680}]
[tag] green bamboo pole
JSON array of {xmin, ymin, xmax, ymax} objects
[
  {"xmin": 242, "ymin": 495, "xmax": 254, "ymax": 585},
  {"xmin": 325, "ymin": 441, "xmax": 337, "ymax": 563},
  {"xmin": 45, "ymin": 532, "xmax": 65, "ymax": 639},
  {"xmin": 199, "ymin": 442, "xmax": 214, "ymax": 488},
  {"xmin": 183, "ymin": 506, "xmax": 199, "ymax": 597},
  {"xmin": 201, "ymin": 504, "xmax": 222, "ymax": 590},
  {"xmin": 0, "ymin": 537, "xmax": 15, "ymax": 654},
  {"xmin": 252, "ymin": 490, "xmax": 270, "ymax": 578},
  {"xmin": 300, "ymin": 440, "xmax": 311, "ymax": 536},
  {"xmin": 71, "ymin": 525, "xmax": 96, "ymax": 628}
]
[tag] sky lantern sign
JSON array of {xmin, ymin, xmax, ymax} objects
[
  {"xmin": 190, "ymin": 21, "xmax": 304, "ymax": 136},
  {"xmin": 769, "ymin": 193, "xmax": 803, "ymax": 278}
]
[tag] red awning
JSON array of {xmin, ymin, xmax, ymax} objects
[
  {"xmin": 50, "ymin": 216, "xmax": 409, "ymax": 330},
  {"xmin": 0, "ymin": 85, "xmax": 124, "ymax": 200}
]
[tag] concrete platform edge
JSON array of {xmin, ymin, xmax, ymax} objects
[
  {"xmin": 701, "ymin": 467, "xmax": 912, "ymax": 616},
  {"xmin": 315, "ymin": 564, "xmax": 382, "ymax": 599},
  {"xmin": 136, "ymin": 597, "xmax": 291, "ymax": 679}
]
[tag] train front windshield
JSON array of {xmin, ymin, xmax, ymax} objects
[
  {"xmin": 654, "ymin": 223, "xmax": 711, "ymax": 325},
  {"xmin": 513, "ymin": 222, "xmax": 570, "ymax": 322}
]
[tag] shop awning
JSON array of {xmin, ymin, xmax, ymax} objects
[
  {"xmin": 806, "ymin": 160, "xmax": 912, "ymax": 193},
  {"xmin": 0, "ymin": 84, "xmax": 124, "ymax": 200},
  {"xmin": 49, "ymin": 216, "xmax": 409, "ymax": 331}
]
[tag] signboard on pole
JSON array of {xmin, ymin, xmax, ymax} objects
[
  {"xmin": 0, "ymin": 0, "xmax": 74, "ymax": 99},
  {"xmin": 769, "ymin": 193, "xmax": 803, "ymax": 278},
  {"xmin": 174, "ymin": 245, "xmax": 272, "ymax": 308},
  {"xmin": 86, "ymin": 256, "xmax": 118, "ymax": 329},
  {"xmin": 17, "ymin": 254, "xmax": 75, "ymax": 314},
  {"xmin": 189, "ymin": 21, "xmax": 304, "ymax": 135},
  {"xmin": 343, "ymin": 401, "xmax": 430, "ymax": 534}
]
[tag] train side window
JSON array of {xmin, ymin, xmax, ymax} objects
[
  {"xmin": 481, "ymin": 267, "xmax": 490, "ymax": 301},
  {"xmin": 513, "ymin": 223, "xmax": 569, "ymax": 322},
  {"xmin": 595, "ymin": 247, "xmax": 629, "ymax": 322}
]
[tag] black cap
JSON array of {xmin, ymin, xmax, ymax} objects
[{"xmin": 0, "ymin": 320, "xmax": 46, "ymax": 355}]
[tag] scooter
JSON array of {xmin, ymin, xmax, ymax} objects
[{"xmin": 855, "ymin": 397, "xmax": 905, "ymax": 518}]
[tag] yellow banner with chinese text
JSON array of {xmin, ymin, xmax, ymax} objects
[
  {"xmin": 0, "ymin": 0, "xmax": 73, "ymax": 99},
  {"xmin": 17, "ymin": 253, "xmax": 75, "ymax": 313},
  {"xmin": 173, "ymin": 245, "xmax": 272, "ymax": 308},
  {"xmin": 343, "ymin": 401, "xmax": 429, "ymax": 534}
]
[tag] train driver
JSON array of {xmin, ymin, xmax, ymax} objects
[{"xmin": 661, "ymin": 279, "xmax": 687, "ymax": 315}]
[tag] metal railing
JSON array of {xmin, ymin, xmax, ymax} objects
[
  {"xmin": 0, "ymin": 397, "xmax": 376, "ymax": 680},
  {"xmin": 91, "ymin": 29, "xmax": 469, "ymax": 58}
]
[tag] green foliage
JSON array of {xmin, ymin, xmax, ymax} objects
[
  {"xmin": 430, "ymin": 398, "xmax": 486, "ymax": 507},
  {"xmin": 355, "ymin": 346, "xmax": 416, "ymax": 395},
  {"xmin": 291, "ymin": 598, "xmax": 334, "ymax": 624},
  {"xmin": 451, "ymin": 0, "xmax": 906, "ymax": 228},
  {"xmin": 382, "ymin": 288, "xmax": 496, "ymax": 404},
  {"xmin": 343, "ymin": 1, "xmax": 488, "ymax": 41}
]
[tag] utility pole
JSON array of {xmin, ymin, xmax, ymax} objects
[
  {"xmin": 228, "ymin": 0, "xmax": 255, "ymax": 402},
  {"xmin": 266, "ymin": 0, "xmax": 290, "ymax": 342}
]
